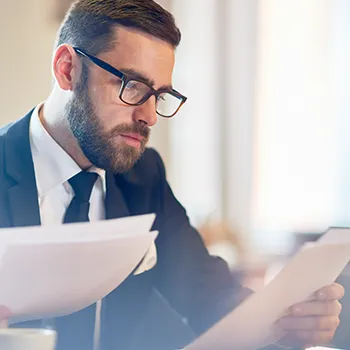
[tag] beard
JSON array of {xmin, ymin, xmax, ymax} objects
[{"xmin": 65, "ymin": 70, "xmax": 150, "ymax": 173}]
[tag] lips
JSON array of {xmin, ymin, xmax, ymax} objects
[{"xmin": 120, "ymin": 133, "xmax": 144, "ymax": 142}]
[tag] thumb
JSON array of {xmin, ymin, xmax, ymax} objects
[{"xmin": 0, "ymin": 306, "xmax": 12, "ymax": 321}]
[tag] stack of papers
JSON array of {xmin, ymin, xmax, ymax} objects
[
  {"xmin": 187, "ymin": 227, "xmax": 350, "ymax": 350},
  {"xmin": 0, "ymin": 214, "xmax": 157, "ymax": 324}
]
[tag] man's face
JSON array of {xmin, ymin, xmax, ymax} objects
[{"xmin": 66, "ymin": 27, "xmax": 175, "ymax": 173}]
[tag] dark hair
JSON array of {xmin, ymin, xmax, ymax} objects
[{"xmin": 55, "ymin": 0, "xmax": 181, "ymax": 56}]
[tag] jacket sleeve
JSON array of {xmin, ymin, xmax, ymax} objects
[{"xmin": 151, "ymin": 150, "xmax": 252, "ymax": 335}]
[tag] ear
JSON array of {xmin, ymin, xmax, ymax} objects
[{"xmin": 52, "ymin": 44, "xmax": 83, "ymax": 91}]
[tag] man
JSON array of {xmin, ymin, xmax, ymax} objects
[{"xmin": 0, "ymin": 0, "xmax": 344, "ymax": 349}]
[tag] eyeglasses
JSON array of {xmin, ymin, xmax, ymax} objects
[{"xmin": 73, "ymin": 47, "xmax": 187, "ymax": 118}]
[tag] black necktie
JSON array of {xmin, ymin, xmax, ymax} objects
[
  {"xmin": 55, "ymin": 171, "xmax": 99, "ymax": 350},
  {"xmin": 64, "ymin": 171, "xmax": 98, "ymax": 223}
]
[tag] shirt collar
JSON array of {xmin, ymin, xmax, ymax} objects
[{"xmin": 29, "ymin": 103, "xmax": 106, "ymax": 198}]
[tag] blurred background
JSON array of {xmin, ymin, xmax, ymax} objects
[{"xmin": 1, "ymin": 0, "xmax": 350, "ymax": 269}]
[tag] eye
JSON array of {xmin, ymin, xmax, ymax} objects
[
  {"xmin": 125, "ymin": 80, "xmax": 140, "ymax": 90},
  {"xmin": 158, "ymin": 94, "xmax": 166, "ymax": 102}
]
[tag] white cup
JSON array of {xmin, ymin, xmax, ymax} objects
[{"xmin": 0, "ymin": 328, "xmax": 56, "ymax": 350}]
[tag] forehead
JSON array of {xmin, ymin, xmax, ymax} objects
[{"xmin": 99, "ymin": 26, "xmax": 175, "ymax": 88}]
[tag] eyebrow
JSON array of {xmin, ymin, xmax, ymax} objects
[{"xmin": 120, "ymin": 68, "xmax": 173, "ymax": 91}]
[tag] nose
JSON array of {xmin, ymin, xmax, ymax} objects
[{"xmin": 132, "ymin": 96, "xmax": 158, "ymax": 127}]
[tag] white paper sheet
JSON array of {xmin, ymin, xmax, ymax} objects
[
  {"xmin": 307, "ymin": 347, "xmax": 345, "ymax": 350},
  {"xmin": 186, "ymin": 227, "xmax": 350, "ymax": 350},
  {"xmin": 0, "ymin": 214, "xmax": 156, "ymax": 243},
  {"xmin": 0, "ymin": 214, "xmax": 157, "ymax": 324},
  {"xmin": 317, "ymin": 227, "xmax": 350, "ymax": 245}
]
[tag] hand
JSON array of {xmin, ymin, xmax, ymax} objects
[
  {"xmin": 275, "ymin": 283, "xmax": 344, "ymax": 348},
  {"xmin": 0, "ymin": 306, "xmax": 11, "ymax": 321}
]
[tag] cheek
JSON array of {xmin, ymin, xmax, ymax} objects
[
  {"xmin": 88, "ymin": 83, "xmax": 134, "ymax": 127},
  {"xmin": 89, "ymin": 81, "xmax": 116, "ymax": 108},
  {"xmin": 93, "ymin": 101, "xmax": 135, "ymax": 132}
]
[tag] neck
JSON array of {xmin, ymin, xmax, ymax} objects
[{"xmin": 39, "ymin": 92, "xmax": 92, "ymax": 170}]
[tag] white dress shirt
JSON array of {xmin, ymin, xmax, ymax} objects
[
  {"xmin": 29, "ymin": 103, "xmax": 106, "ymax": 225},
  {"xmin": 29, "ymin": 104, "xmax": 156, "ymax": 348}
]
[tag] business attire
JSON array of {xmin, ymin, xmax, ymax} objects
[
  {"xmin": 0, "ymin": 107, "xmax": 249, "ymax": 350},
  {"xmin": 29, "ymin": 104, "xmax": 106, "ymax": 225}
]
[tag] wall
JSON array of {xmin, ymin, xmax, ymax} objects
[
  {"xmin": 251, "ymin": 0, "xmax": 350, "ymax": 252},
  {"xmin": 170, "ymin": 0, "xmax": 223, "ymax": 223},
  {"xmin": 0, "ymin": 0, "xmax": 58, "ymax": 123}
]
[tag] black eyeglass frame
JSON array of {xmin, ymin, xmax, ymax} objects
[{"xmin": 73, "ymin": 47, "xmax": 187, "ymax": 118}]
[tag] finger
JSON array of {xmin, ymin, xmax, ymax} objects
[
  {"xmin": 295, "ymin": 330, "xmax": 336, "ymax": 346},
  {"xmin": 0, "ymin": 306, "xmax": 11, "ymax": 318},
  {"xmin": 290, "ymin": 300, "xmax": 342, "ymax": 317},
  {"xmin": 278, "ymin": 331, "xmax": 311, "ymax": 348},
  {"xmin": 277, "ymin": 316, "xmax": 340, "ymax": 331},
  {"xmin": 0, "ymin": 320, "xmax": 8, "ymax": 328},
  {"xmin": 316, "ymin": 283, "xmax": 345, "ymax": 301},
  {"xmin": 0, "ymin": 306, "xmax": 11, "ymax": 329}
]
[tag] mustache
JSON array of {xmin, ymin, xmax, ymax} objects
[{"xmin": 108, "ymin": 122, "xmax": 150, "ymax": 140}]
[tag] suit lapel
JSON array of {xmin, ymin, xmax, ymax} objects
[
  {"xmin": 102, "ymin": 165, "xmax": 195, "ymax": 350},
  {"xmin": 5, "ymin": 112, "xmax": 41, "ymax": 227},
  {"xmin": 105, "ymin": 171, "xmax": 130, "ymax": 219}
]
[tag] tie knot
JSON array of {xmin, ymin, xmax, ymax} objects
[{"xmin": 69, "ymin": 171, "xmax": 98, "ymax": 202}]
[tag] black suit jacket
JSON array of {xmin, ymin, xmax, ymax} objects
[{"xmin": 0, "ymin": 111, "xmax": 246, "ymax": 350}]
